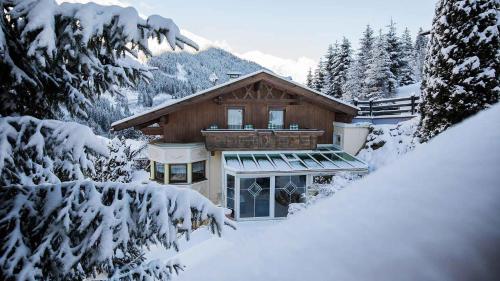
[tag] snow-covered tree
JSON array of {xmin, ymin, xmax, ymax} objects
[
  {"xmin": 0, "ymin": 116, "xmax": 108, "ymax": 186},
  {"xmin": 343, "ymin": 59, "xmax": 363, "ymax": 101},
  {"xmin": 332, "ymin": 37, "xmax": 353, "ymax": 98},
  {"xmin": 418, "ymin": 0, "xmax": 500, "ymax": 141},
  {"xmin": 0, "ymin": 180, "xmax": 231, "ymax": 281},
  {"xmin": 0, "ymin": 0, "xmax": 198, "ymax": 118},
  {"xmin": 93, "ymin": 137, "xmax": 135, "ymax": 183},
  {"xmin": 364, "ymin": 31, "xmax": 395, "ymax": 99},
  {"xmin": 312, "ymin": 58, "xmax": 326, "ymax": 92},
  {"xmin": 306, "ymin": 68, "xmax": 314, "ymax": 88},
  {"xmin": 357, "ymin": 25, "xmax": 376, "ymax": 96},
  {"xmin": 323, "ymin": 43, "xmax": 339, "ymax": 96},
  {"xmin": 385, "ymin": 19, "xmax": 402, "ymax": 92},
  {"xmin": 414, "ymin": 27, "xmax": 429, "ymax": 81},
  {"xmin": 399, "ymin": 27, "xmax": 416, "ymax": 85}
]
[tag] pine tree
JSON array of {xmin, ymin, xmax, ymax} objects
[
  {"xmin": 418, "ymin": 0, "xmax": 500, "ymax": 141},
  {"xmin": 364, "ymin": 30, "xmax": 395, "ymax": 99},
  {"xmin": 385, "ymin": 19, "xmax": 402, "ymax": 92},
  {"xmin": 313, "ymin": 59, "xmax": 326, "ymax": 92},
  {"xmin": 358, "ymin": 25, "xmax": 376, "ymax": 95},
  {"xmin": 306, "ymin": 68, "xmax": 314, "ymax": 88},
  {"xmin": 0, "ymin": 180, "xmax": 230, "ymax": 281},
  {"xmin": 343, "ymin": 59, "xmax": 363, "ymax": 101},
  {"xmin": 93, "ymin": 137, "xmax": 135, "ymax": 183},
  {"xmin": 0, "ymin": 0, "xmax": 198, "ymax": 118},
  {"xmin": 323, "ymin": 43, "xmax": 339, "ymax": 96},
  {"xmin": 399, "ymin": 27, "xmax": 416, "ymax": 85},
  {"xmin": 332, "ymin": 37, "xmax": 353, "ymax": 98},
  {"xmin": 414, "ymin": 27, "xmax": 429, "ymax": 82}
]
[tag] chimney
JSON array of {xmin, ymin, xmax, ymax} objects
[{"xmin": 226, "ymin": 71, "xmax": 242, "ymax": 80}]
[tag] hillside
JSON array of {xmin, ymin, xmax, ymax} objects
[
  {"xmin": 135, "ymin": 48, "xmax": 264, "ymax": 103},
  {"xmin": 78, "ymin": 48, "xmax": 264, "ymax": 136},
  {"xmin": 173, "ymin": 103, "xmax": 500, "ymax": 281}
]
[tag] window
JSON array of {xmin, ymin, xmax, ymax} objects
[
  {"xmin": 274, "ymin": 175, "xmax": 306, "ymax": 217},
  {"xmin": 333, "ymin": 133, "xmax": 342, "ymax": 147},
  {"xmin": 169, "ymin": 164, "xmax": 187, "ymax": 183},
  {"xmin": 154, "ymin": 162, "xmax": 164, "ymax": 182},
  {"xmin": 192, "ymin": 161, "xmax": 206, "ymax": 182},
  {"xmin": 226, "ymin": 174, "xmax": 235, "ymax": 217},
  {"xmin": 239, "ymin": 177, "xmax": 270, "ymax": 218},
  {"xmin": 268, "ymin": 108, "xmax": 284, "ymax": 129},
  {"xmin": 227, "ymin": 108, "xmax": 243, "ymax": 129}
]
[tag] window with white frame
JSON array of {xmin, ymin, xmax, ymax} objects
[
  {"xmin": 274, "ymin": 175, "xmax": 306, "ymax": 217},
  {"xmin": 227, "ymin": 108, "xmax": 243, "ymax": 129},
  {"xmin": 268, "ymin": 108, "xmax": 284, "ymax": 129}
]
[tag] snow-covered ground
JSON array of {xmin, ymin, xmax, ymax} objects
[
  {"xmin": 357, "ymin": 117, "xmax": 419, "ymax": 170},
  {"xmin": 395, "ymin": 82, "xmax": 421, "ymax": 97},
  {"xmin": 156, "ymin": 103, "xmax": 500, "ymax": 281}
]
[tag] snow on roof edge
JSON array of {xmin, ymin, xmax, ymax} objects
[{"xmin": 111, "ymin": 69, "xmax": 359, "ymax": 129}]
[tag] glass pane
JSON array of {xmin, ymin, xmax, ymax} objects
[
  {"xmin": 322, "ymin": 153, "xmax": 353, "ymax": 168},
  {"xmin": 269, "ymin": 155, "xmax": 291, "ymax": 170},
  {"xmin": 170, "ymin": 164, "xmax": 187, "ymax": 183},
  {"xmin": 228, "ymin": 108, "xmax": 243, "ymax": 129},
  {"xmin": 225, "ymin": 155, "xmax": 241, "ymax": 169},
  {"xmin": 274, "ymin": 175, "xmax": 306, "ymax": 218},
  {"xmin": 227, "ymin": 174, "xmax": 235, "ymax": 189},
  {"xmin": 226, "ymin": 174, "xmax": 235, "ymax": 218},
  {"xmin": 239, "ymin": 177, "xmax": 270, "ymax": 218},
  {"xmin": 311, "ymin": 153, "xmax": 338, "ymax": 168},
  {"xmin": 297, "ymin": 154, "xmax": 322, "ymax": 168},
  {"xmin": 291, "ymin": 175, "xmax": 306, "ymax": 187},
  {"xmin": 335, "ymin": 152, "xmax": 366, "ymax": 168},
  {"xmin": 269, "ymin": 109, "xmax": 284, "ymax": 129},
  {"xmin": 239, "ymin": 154, "xmax": 258, "ymax": 170},
  {"xmin": 192, "ymin": 161, "xmax": 205, "ymax": 182},
  {"xmin": 289, "ymin": 160, "xmax": 306, "ymax": 169},
  {"xmin": 254, "ymin": 154, "xmax": 274, "ymax": 170},
  {"xmin": 154, "ymin": 162, "xmax": 164, "ymax": 182}
]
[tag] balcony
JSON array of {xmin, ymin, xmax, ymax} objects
[{"xmin": 201, "ymin": 128, "xmax": 324, "ymax": 151}]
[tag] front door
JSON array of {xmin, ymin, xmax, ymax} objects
[{"xmin": 239, "ymin": 177, "xmax": 270, "ymax": 218}]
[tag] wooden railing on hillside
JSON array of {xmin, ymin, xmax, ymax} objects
[{"xmin": 353, "ymin": 95, "xmax": 420, "ymax": 116}]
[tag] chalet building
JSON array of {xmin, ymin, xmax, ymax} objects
[{"xmin": 112, "ymin": 70, "xmax": 368, "ymax": 220}]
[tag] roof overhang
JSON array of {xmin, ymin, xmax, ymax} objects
[{"xmin": 111, "ymin": 69, "xmax": 359, "ymax": 131}]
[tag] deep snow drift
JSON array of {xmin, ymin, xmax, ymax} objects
[{"xmin": 178, "ymin": 104, "xmax": 500, "ymax": 281}]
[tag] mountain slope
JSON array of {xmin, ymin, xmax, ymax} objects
[
  {"xmin": 136, "ymin": 48, "xmax": 265, "ymax": 103},
  {"xmin": 78, "ymin": 48, "xmax": 264, "ymax": 136}
]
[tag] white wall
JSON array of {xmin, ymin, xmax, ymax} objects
[{"xmin": 333, "ymin": 122, "xmax": 370, "ymax": 155}]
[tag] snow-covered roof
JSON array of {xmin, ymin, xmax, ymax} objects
[
  {"xmin": 111, "ymin": 69, "xmax": 359, "ymax": 130},
  {"xmin": 223, "ymin": 145, "xmax": 368, "ymax": 174}
]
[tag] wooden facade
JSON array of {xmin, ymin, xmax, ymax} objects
[
  {"xmin": 112, "ymin": 71, "xmax": 357, "ymax": 150},
  {"xmin": 202, "ymin": 129, "xmax": 324, "ymax": 151}
]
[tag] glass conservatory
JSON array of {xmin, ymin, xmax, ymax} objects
[{"xmin": 222, "ymin": 145, "xmax": 369, "ymax": 220}]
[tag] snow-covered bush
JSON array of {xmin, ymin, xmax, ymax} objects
[
  {"xmin": 0, "ymin": 0, "xmax": 198, "ymax": 118},
  {"xmin": 93, "ymin": 137, "xmax": 135, "ymax": 183},
  {"xmin": 0, "ymin": 116, "xmax": 108, "ymax": 186},
  {"xmin": 289, "ymin": 173, "xmax": 361, "ymax": 215},
  {"xmin": 0, "ymin": 180, "xmax": 231, "ymax": 281},
  {"xmin": 357, "ymin": 118, "xmax": 419, "ymax": 171}
]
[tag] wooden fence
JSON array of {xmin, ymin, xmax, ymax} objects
[{"xmin": 353, "ymin": 95, "xmax": 420, "ymax": 116}]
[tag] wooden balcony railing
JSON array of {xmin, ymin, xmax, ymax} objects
[{"xmin": 201, "ymin": 128, "xmax": 324, "ymax": 151}]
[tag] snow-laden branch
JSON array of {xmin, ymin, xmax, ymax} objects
[
  {"xmin": 0, "ymin": 116, "xmax": 108, "ymax": 186},
  {"xmin": 0, "ymin": 0, "xmax": 199, "ymax": 118},
  {"xmin": 0, "ymin": 180, "xmax": 231, "ymax": 281}
]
